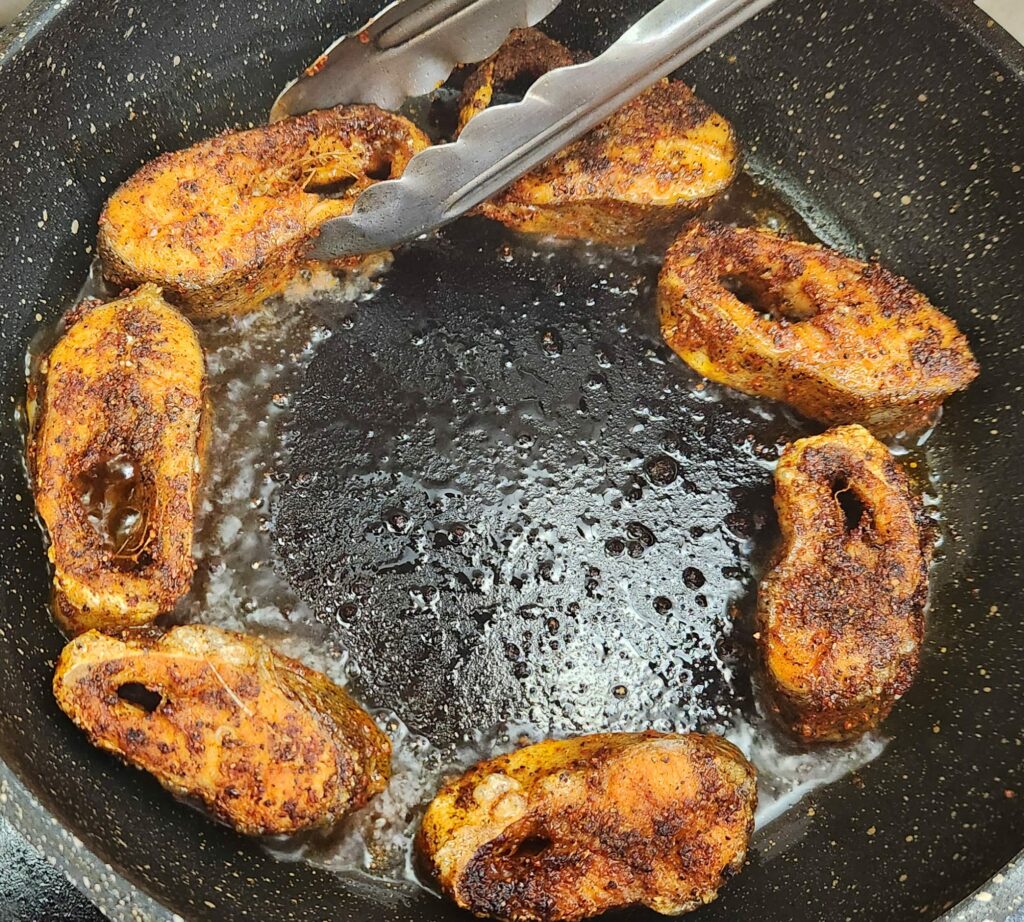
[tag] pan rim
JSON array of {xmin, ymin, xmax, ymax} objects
[{"xmin": 1, "ymin": 0, "xmax": 1023, "ymax": 919}]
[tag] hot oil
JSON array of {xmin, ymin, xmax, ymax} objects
[
  {"xmin": 269, "ymin": 169, "xmax": 942, "ymax": 885},
  {"xmin": 74, "ymin": 454, "xmax": 152, "ymax": 567},
  {"xmin": 20, "ymin": 170, "xmax": 943, "ymax": 891},
  {"xmin": 704, "ymin": 170, "xmax": 820, "ymax": 242}
]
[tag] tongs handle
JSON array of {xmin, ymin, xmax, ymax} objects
[{"xmin": 309, "ymin": 0, "xmax": 773, "ymax": 260}]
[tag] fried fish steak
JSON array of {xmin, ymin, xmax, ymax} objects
[
  {"xmin": 758, "ymin": 425, "xmax": 930, "ymax": 742},
  {"xmin": 98, "ymin": 105, "xmax": 431, "ymax": 318},
  {"xmin": 53, "ymin": 625, "xmax": 392, "ymax": 836},
  {"xmin": 658, "ymin": 222, "xmax": 979, "ymax": 436},
  {"xmin": 417, "ymin": 732, "xmax": 756, "ymax": 922},
  {"xmin": 457, "ymin": 29, "xmax": 739, "ymax": 245},
  {"xmin": 28, "ymin": 285, "xmax": 205, "ymax": 636}
]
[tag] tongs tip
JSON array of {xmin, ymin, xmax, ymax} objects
[{"xmin": 270, "ymin": 0, "xmax": 562, "ymax": 122}]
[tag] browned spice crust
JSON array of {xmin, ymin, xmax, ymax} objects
[
  {"xmin": 658, "ymin": 221, "xmax": 979, "ymax": 436},
  {"xmin": 417, "ymin": 731, "xmax": 756, "ymax": 921},
  {"xmin": 28, "ymin": 284, "xmax": 205, "ymax": 635},
  {"xmin": 53, "ymin": 625, "xmax": 392, "ymax": 836},
  {"xmin": 758, "ymin": 425, "xmax": 931, "ymax": 741},
  {"xmin": 98, "ymin": 105, "xmax": 430, "ymax": 318},
  {"xmin": 457, "ymin": 29, "xmax": 740, "ymax": 245}
]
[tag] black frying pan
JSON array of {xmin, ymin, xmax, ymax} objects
[{"xmin": 0, "ymin": 1, "xmax": 1022, "ymax": 920}]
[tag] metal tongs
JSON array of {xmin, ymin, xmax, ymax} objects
[{"xmin": 271, "ymin": 0, "xmax": 772, "ymax": 260}]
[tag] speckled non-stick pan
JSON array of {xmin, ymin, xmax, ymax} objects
[{"xmin": 1, "ymin": 0, "xmax": 1023, "ymax": 920}]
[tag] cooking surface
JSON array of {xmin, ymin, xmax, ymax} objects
[
  {"xmin": 267, "ymin": 200, "xmax": 888, "ymax": 876},
  {"xmin": 99, "ymin": 175, "xmax": 890, "ymax": 883},
  {"xmin": 1, "ymin": 0, "xmax": 1023, "ymax": 920},
  {"xmin": 275, "ymin": 218, "xmax": 789, "ymax": 746}
]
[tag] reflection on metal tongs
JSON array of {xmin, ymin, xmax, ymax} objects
[
  {"xmin": 272, "ymin": 0, "xmax": 773, "ymax": 260},
  {"xmin": 270, "ymin": 0, "xmax": 563, "ymax": 118}
]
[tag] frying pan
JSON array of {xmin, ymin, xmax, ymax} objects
[{"xmin": 1, "ymin": 0, "xmax": 1022, "ymax": 920}]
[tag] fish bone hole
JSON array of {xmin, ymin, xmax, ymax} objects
[
  {"xmin": 832, "ymin": 476, "xmax": 867, "ymax": 531},
  {"xmin": 364, "ymin": 159, "xmax": 393, "ymax": 181},
  {"xmin": 116, "ymin": 682, "xmax": 163, "ymax": 713},
  {"xmin": 74, "ymin": 453, "xmax": 153, "ymax": 569},
  {"xmin": 308, "ymin": 176, "xmax": 358, "ymax": 198},
  {"xmin": 510, "ymin": 835, "xmax": 554, "ymax": 860},
  {"xmin": 721, "ymin": 273, "xmax": 816, "ymax": 322}
]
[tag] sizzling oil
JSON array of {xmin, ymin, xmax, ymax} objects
[
  {"xmin": 22, "ymin": 169, "xmax": 942, "ymax": 891},
  {"xmin": 74, "ymin": 454, "xmax": 152, "ymax": 567}
]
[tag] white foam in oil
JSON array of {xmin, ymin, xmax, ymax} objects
[{"xmin": 726, "ymin": 712, "xmax": 887, "ymax": 830}]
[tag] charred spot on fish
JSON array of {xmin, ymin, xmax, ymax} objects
[{"xmin": 116, "ymin": 682, "xmax": 163, "ymax": 713}]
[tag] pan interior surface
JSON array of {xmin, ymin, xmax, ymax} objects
[
  {"xmin": 273, "ymin": 216, "xmax": 805, "ymax": 750},
  {"xmin": 0, "ymin": 0, "xmax": 1021, "ymax": 921},
  {"xmin": 256, "ymin": 199, "xmax": 888, "ymax": 877}
]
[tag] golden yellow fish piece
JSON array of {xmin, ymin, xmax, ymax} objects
[
  {"xmin": 53, "ymin": 625, "xmax": 392, "ymax": 836},
  {"xmin": 28, "ymin": 284, "xmax": 205, "ymax": 635},
  {"xmin": 659, "ymin": 221, "xmax": 979, "ymax": 436},
  {"xmin": 457, "ymin": 29, "xmax": 740, "ymax": 245},
  {"xmin": 417, "ymin": 731, "xmax": 756, "ymax": 921},
  {"xmin": 457, "ymin": 28, "xmax": 575, "ymax": 135},
  {"xmin": 759, "ymin": 425, "xmax": 930, "ymax": 741},
  {"xmin": 98, "ymin": 106, "xmax": 430, "ymax": 318}
]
